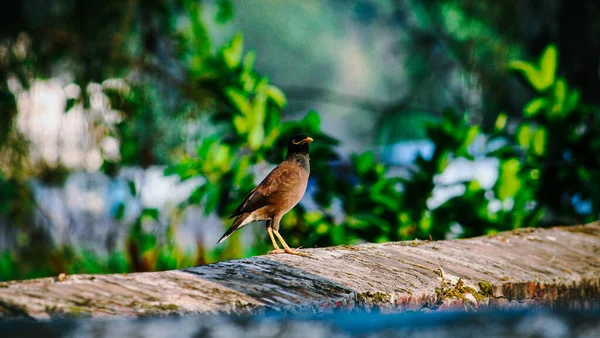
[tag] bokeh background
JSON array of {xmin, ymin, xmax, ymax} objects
[{"xmin": 1, "ymin": 0, "xmax": 599, "ymax": 281}]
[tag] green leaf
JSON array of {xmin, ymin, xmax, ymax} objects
[
  {"xmin": 233, "ymin": 116, "xmax": 249, "ymax": 134},
  {"xmin": 529, "ymin": 169, "xmax": 540, "ymax": 180},
  {"xmin": 197, "ymin": 136, "xmax": 219, "ymax": 158},
  {"xmin": 495, "ymin": 113, "xmax": 507, "ymax": 130},
  {"xmin": 497, "ymin": 158, "xmax": 521, "ymax": 200},
  {"xmin": 65, "ymin": 98, "xmax": 77, "ymax": 112},
  {"xmin": 508, "ymin": 61, "xmax": 545, "ymax": 91},
  {"xmin": 315, "ymin": 222, "xmax": 329, "ymax": 234},
  {"xmin": 354, "ymin": 214, "xmax": 390, "ymax": 233},
  {"xmin": 508, "ymin": 45, "xmax": 558, "ymax": 92},
  {"xmin": 398, "ymin": 212, "xmax": 411, "ymax": 225},
  {"xmin": 188, "ymin": 185, "xmax": 206, "ymax": 205},
  {"xmin": 128, "ymin": 181, "xmax": 137, "ymax": 196},
  {"xmin": 516, "ymin": 124, "xmax": 532, "ymax": 148},
  {"xmin": 107, "ymin": 252, "xmax": 130, "ymax": 273},
  {"xmin": 533, "ymin": 127, "xmax": 547, "ymax": 156},
  {"xmin": 222, "ymin": 33, "xmax": 244, "ymax": 69},
  {"xmin": 539, "ymin": 44, "xmax": 557, "ymax": 90},
  {"xmin": 210, "ymin": 142, "xmax": 231, "ymax": 171},
  {"xmin": 564, "ymin": 89, "xmax": 580, "ymax": 114},
  {"xmin": 266, "ymin": 85, "xmax": 287, "ymax": 108},
  {"xmin": 461, "ymin": 125, "xmax": 479, "ymax": 150},
  {"xmin": 304, "ymin": 211, "xmax": 324, "ymax": 224},
  {"xmin": 578, "ymin": 167, "xmax": 591, "ymax": 181},
  {"xmin": 346, "ymin": 216, "xmax": 369, "ymax": 230},
  {"xmin": 554, "ymin": 77, "xmax": 567, "ymax": 102},
  {"xmin": 354, "ymin": 152, "xmax": 375, "ymax": 176},
  {"xmin": 115, "ymin": 203, "xmax": 125, "ymax": 220},
  {"xmin": 225, "ymin": 87, "xmax": 251, "ymax": 115},
  {"xmin": 523, "ymin": 97, "xmax": 548, "ymax": 117},
  {"xmin": 242, "ymin": 74, "xmax": 256, "ymax": 93},
  {"xmin": 370, "ymin": 192, "xmax": 399, "ymax": 211},
  {"xmin": 304, "ymin": 110, "xmax": 320, "ymax": 131},
  {"xmin": 242, "ymin": 51, "xmax": 256, "ymax": 71},
  {"xmin": 550, "ymin": 78, "xmax": 567, "ymax": 116},
  {"xmin": 248, "ymin": 92, "xmax": 267, "ymax": 150},
  {"xmin": 185, "ymin": 0, "xmax": 211, "ymax": 58},
  {"xmin": 467, "ymin": 180, "xmax": 481, "ymax": 192},
  {"xmin": 374, "ymin": 235, "xmax": 389, "ymax": 243},
  {"xmin": 204, "ymin": 185, "xmax": 220, "ymax": 215},
  {"xmin": 248, "ymin": 124, "xmax": 264, "ymax": 150},
  {"xmin": 216, "ymin": 0, "xmax": 233, "ymax": 24},
  {"xmin": 418, "ymin": 211, "xmax": 432, "ymax": 233},
  {"xmin": 233, "ymin": 157, "xmax": 252, "ymax": 185},
  {"xmin": 141, "ymin": 208, "xmax": 159, "ymax": 221},
  {"xmin": 263, "ymin": 125, "xmax": 282, "ymax": 148},
  {"xmin": 252, "ymin": 92, "xmax": 267, "ymax": 126},
  {"xmin": 436, "ymin": 150, "xmax": 450, "ymax": 172}
]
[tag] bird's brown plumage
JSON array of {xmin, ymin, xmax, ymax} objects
[
  {"xmin": 217, "ymin": 134, "xmax": 312, "ymax": 256},
  {"xmin": 229, "ymin": 161, "xmax": 308, "ymax": 221}
]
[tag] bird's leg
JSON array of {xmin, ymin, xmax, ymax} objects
[
  {"xmin": 267, "ymin": 224, "xmax": 285, "ymax": 254},
  {"xmin": 267, "ymin": 227, "xmax": 280, "ymax": 250},
  {"xmin": 273, "ymin": 230, "xmax": 308, "ymax": 256}
]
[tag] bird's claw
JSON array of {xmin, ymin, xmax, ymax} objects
[
  {"xmin": 284, "ymin": 248, "xmax": 309, "ymax": 256},
  {"xmin": 267, "ymin": 248, "xmax": 309, "ymax": 257},
  {"xmin": 268, "ymin": 249, "xmax": 286, "ymax": 255}
]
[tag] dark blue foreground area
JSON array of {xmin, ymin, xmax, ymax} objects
[{"xmin": 3, "ymin": 309, "xmax": 600, "ymax": 338}]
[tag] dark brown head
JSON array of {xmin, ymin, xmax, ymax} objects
[{"xmin": 286, "ymin": 134, "xmax": 313, "ymax": 156}]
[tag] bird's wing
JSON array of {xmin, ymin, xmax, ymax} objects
[
  {"xmin": 228, "ymin": 162, "xmax": 301, "ymax": 219},
  {"xmin": 227, "ymin": 186, "xmax": 268, "ymax": 219}
]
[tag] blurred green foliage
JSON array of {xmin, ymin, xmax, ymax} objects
[{"xmin": 1, "ymin": 1, "xmax": 599, "ymax": 281}]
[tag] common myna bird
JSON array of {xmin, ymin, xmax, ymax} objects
[{"xmin": 217, "ymin": 134, "xmax": 313, "ymax": 256}]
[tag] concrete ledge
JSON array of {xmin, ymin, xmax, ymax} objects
[{"xmin": 1, "ymin": 223, "xmax": 599, "ymax": 319}]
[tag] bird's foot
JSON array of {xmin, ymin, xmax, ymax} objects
[
  {"xmin": 267, "ymin": 248, "xmax": 309, "ymax": 256},
  {"xmin": 284, "ymin": 248, "xmax": 309, "ymax": 256},
  {"xmin": 268, "ymin": 248, "xmax": 286, "ymax": 255}
]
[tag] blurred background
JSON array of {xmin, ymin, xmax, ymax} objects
[{"xmin": 1, "ymin": 0, "xmax": 599, "ymax": 281}]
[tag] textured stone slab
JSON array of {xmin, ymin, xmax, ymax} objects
[{"xmin": 0, "ymin": 223, "xmax": 599, "ymax": 319}]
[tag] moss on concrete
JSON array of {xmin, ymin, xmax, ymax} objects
[
  {"xmin": 45, "ymin": 305, "xmax": 91, "ymax": 318},
  {"xmin": 355, "ymin": 291, "xmax": 392, "ymax": 308},
  {"xmin": 435, "ymin": 279, "xmax": 491, "ymax": 306},
  {"xmin": 478, "ymin": 281, "xmax": 494, "ymax": 297}
]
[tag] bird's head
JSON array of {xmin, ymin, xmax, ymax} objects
[{"xmin": 287, "ymin": 134, "xmax": 313, "ymax": 155}]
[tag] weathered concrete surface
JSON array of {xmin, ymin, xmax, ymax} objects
[{"xmin": 0, "ymin": 223, "xmax": 599, "ymax": 319}]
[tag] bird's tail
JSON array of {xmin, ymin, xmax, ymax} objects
[{"xmin": 216, "ymin": 214, "xmax": 247, "ymax": 244}]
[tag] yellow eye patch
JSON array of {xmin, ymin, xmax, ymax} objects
[{"xmin": 292, "ymin": 137, "xmax": 313, "ymax": 145}]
